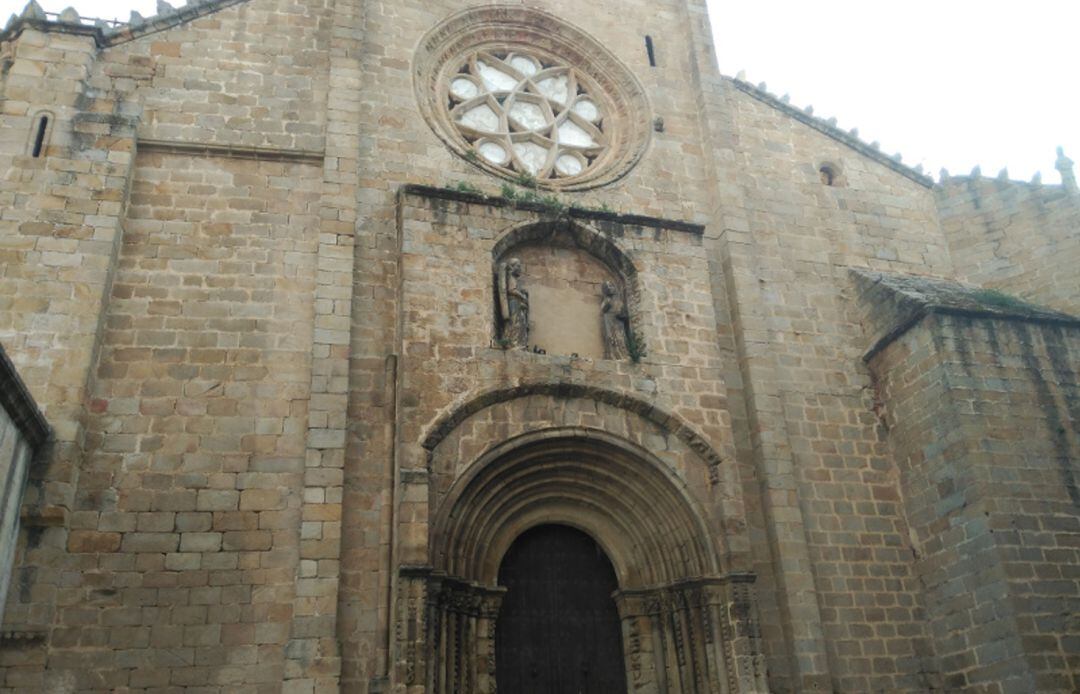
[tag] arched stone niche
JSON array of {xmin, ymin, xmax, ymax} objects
[
  {"xmin": 391, "ymin": 391, "xmax": 768, "ymax": 693},
  {"xmin": 492, "ymin": 220, "xmax": 639, "ymax": 360}
]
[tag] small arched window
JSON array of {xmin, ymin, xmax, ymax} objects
[
  {"xmin": 818, "ymin": 161, "xmax": 845, "ymax": 187},
  {"xmin": 645, "ymin": 35, "xmax": 656, "ymax": 67},
  {"xmin": 28, "ymin": 111, "xmax": 54, "ymax": 158}
]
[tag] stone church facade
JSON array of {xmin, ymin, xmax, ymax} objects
[{"xmin": 0, "ymin": 0, "xmax": 1077, "ymax": 692}]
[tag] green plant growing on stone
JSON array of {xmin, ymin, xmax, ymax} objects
[
  {"xmin": 498, "ymin": 180, "xmax": 564, "ymax": 214},
  {"xmin": 463, "ymin": 148, "xmax": 479, "ymax": 163},
  {"xmin": 514, "ymin": 172, "xmax": 539, "ymax": 189},
  {"xmin": 973, "ymin": 289, "xmax": 1028, "ymax": 311},
  {"xmin": 580, "ymin": 201, "xmax": 615, "ymax": 214},
  {"xmin": 537, "ymin": 194, "xmax": 566, "ymax": 214},
  {"xmin": 626, "ymin": 330, "xmax": 647, "ymax": 363},
  {"xmin": 518, "ymin": 189, "xmax": 541, "ymax": 204},
  {"xmin": 495, "ymin": 337, "xmax": 512, "ymax": 349},
  {"xmin": 453, "ymin": 181, "xmax": 481, "ymax": 195}
]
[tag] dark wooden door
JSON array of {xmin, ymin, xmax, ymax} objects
[{"xmin": 496, "ymin": 524, "xmax": 628, "ymax": 694}]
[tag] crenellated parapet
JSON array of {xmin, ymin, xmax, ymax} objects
[
  {"xmin": 726, "ymin": 72, "xmax": 936, "ymax": 188},
  {"xmin": 1, "ymin": 0, "xmax": 250, "ymax": 47},
  {"xmin": 935, "ymin": 148, "xmax": 1080, "ymax": 315}
]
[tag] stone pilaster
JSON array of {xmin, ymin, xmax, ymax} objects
[
  {"xmin": 680, "ymin": 2, "xmax": 833, "ymax": 689},
  {"xmin": 282, "ymin": 0, "xmax": 365, "ymax": 690}
]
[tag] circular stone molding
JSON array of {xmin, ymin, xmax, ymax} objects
[{"xmin": 414, "ymin": 6, "xmax": 653, "ymax": 190}]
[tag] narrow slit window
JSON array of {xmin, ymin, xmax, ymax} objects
[
  {"xmin": 645, "ymin": 35, "xmax": 656, "ymax": 67},
  {"xmin": 31, "ymin": 115, "xmax": 49, "ymax": 158}
]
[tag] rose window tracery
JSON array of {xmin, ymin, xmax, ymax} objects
[
  {"xmin": 415, "ymin": 6, "xmax": 652, "ymax": 190},
  {"xmin": 448, "ymin": 51, "xmax": 608, "ymax": 181}
]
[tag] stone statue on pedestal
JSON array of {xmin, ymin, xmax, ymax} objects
[
  {"xmin": 601, "ymin": 280, "xmax": 629, "ymax": 360},
  {"xmin": 496, "ymin": 258, "xmax": 529, "ymax": 349}
]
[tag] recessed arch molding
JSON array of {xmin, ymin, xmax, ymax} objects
[
  {"xmin": 421, "ymin": 382, "xmax": 725, "ymax": 475},
  {"xmin": 395, "ymin": 423, "xmax": 768, "ymax": 692},
  {"xmin": 491, "ymin": 217, "xmax": 640, "ymax": 280},
  {"xmin": 432, "ymin": 428, "xmax": 718, "ymax": 587}
]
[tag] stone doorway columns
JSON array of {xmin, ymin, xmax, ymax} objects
[
  {"xmin": 395, "ymin": 567, "xmax": 504, "ymax": 694},
  {"xmin": 615, "ymin": 577, "xmax": 765, "ymax": 694},
  {"xmin": 393, "ymin": 569, "xmax": 767, "ymax": 694}
]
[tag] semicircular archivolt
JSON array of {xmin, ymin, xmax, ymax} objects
[
  {"xmin": 421, "ymin": 382, "xmax": 725, "ymax": 473},
  {"xmin": 431, "ymin": 430, "xmax": 720, "ymax": 588}
]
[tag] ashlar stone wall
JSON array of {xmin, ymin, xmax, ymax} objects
[
  {"xmin": 52, "ymin": 150, "xmax": 320, "ymax": 690},
  {"xmin": 0, "ymin": 0, "xmax": 1076, "ymax": 692},
  {"xmin": 868, "ymin": 310, "xmax": 1080, "ymax": 693},
  {"xmin": 937, "ymin": 175, "xmax": 1080, "ymax": 315},
  {"xmin": 0, "ymin": 0, "xmax": 351, "ymax": 689},
  {"xmin": 700, "ymin": 82, "xmax": 949, "ymax": 691},
  {"xmin": 0, "ymin": 25, "xmax": 136, "ymax": 524}
]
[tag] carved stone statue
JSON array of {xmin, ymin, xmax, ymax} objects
[
  {"xmin": 496, "ymin": 258, "xmax": 529, "ymax": 349},
  {"xmin": 601, "ymin": 280, "xmax": 630, "ymax": 360}
]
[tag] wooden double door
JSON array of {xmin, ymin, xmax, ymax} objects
[{"xmin": 496, "ymin": 524, "xmax": 628, "ymax": 694}]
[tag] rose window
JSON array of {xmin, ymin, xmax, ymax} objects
[
  {"xmin": 415, "ymin": 7, "xmax": 652, "ymax": 190},
  {"xmin": 447, "ymin": 51, "xmax": 608, "ymax": 181}
]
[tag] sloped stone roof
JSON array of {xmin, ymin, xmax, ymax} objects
[{"xmin": 851, "ymin": 269, "xmax": 1079, "ymax": 361}]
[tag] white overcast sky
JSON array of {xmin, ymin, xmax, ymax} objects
[{"xmin": 3, "ymin": 0, "xmax": 1077, "ymax": 182}]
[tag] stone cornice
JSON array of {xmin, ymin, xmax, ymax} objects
[
  {"xmin": 401, "ymin": 184, "xmax": 705, "ymax": 236},
  {"xmin": 105, "ymin": 0, "xmax": 249, "ymax": 46},
  {"xmin": 0, "ymin": 17, "xmax": 104, "ymax": 45},
  {"xmin": 137, "ymin": 138, "xmax": 324, "ymax": 165}
]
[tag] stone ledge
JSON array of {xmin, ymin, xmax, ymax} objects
[
  {"xmin": 0, "ymin": 17, "xmax": 103, "ymax": 45},
  {"xmin": 401, "ymin": 184, "xmax": 705, "ymax": 235},
  {"xmin": 19, "ymin": 505, "xmax": 66, "ymax": 528},
  {"xmin": 138, "ymin": 138, "xmax": 325, "ymax": 165},
  {"xmin": 852, "ymin": 269, "xmax": 1080, "ymax": 362}
]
